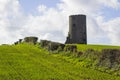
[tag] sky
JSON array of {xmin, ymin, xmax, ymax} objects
[{"xmin": 0, "ymin": 0, "xmax": 120, "ymax": 45}]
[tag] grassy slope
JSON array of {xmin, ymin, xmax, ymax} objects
[
  {"xmin": 77, "ymin": 44, "xmax": 120, "ymax": 51},
  {"xmin": 0, "ymin": 44, "xmax": 120, "ymax": 80}
]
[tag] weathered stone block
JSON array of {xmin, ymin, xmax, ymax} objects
[
  {"xmin": 18, "ymin": 39, "xmax": 23, "ymax": 43},
  {"xmin": 99, "ymin": 49, "xmax": 120, "ymax": 68},
  {"xmin": 14, "ymin": 41, "xmax": 18, "ymax": 45},
  {"xmin": 48, "ymin": 42, "xmax": 65, "ymax": 51},
  {"xmin": 40, "ymin": 40, "xmax": 51, "ymax": 48},
  {"xmin": 24, "ymin": 36, "xmax": 38, "ymax": 44}
]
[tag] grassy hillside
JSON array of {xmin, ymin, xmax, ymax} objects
[
  {"xmin": 76, "ymin": 44, "xmax": 120, "ymax": 51},
  {"xmin": 0, "ymin": 44, "xmax": 120, "ymax": 80}
]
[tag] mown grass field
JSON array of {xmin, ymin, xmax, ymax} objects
[{"xmin": 0, "ymin": 44, "xmax": 120, "ymax": 80}]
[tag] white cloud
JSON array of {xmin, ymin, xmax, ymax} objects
[
  {"xmin": 21, "ymin": 7, "xmax": 67, "ymax": 43},
  {"xmin": 0, "ymin": 0, "xmax": 120, "ymax": 45},
  {"xmin": 98, "ymin": 0, "xmax": 120, "ymax": 9},
  {"xmin": 0, "ymin": 0, "xmax": 25, "ymax": 44},
  {"xmin": 38, "ymin": 5, "xmax": 47, "ymax": 13},
  {"xmin": 21, "ymin": 0, "xmax": 103, "ymax": 44},
  {"xmin": 101, "ymin": 17, "xmax": 120, "ymax": 45}
]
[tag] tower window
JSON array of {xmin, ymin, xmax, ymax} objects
[
  {"xmin": 84, "ymin": 32, "xmax": 86, "ymax": 35},
  {"xmin": 73, "ymin": 24, "xmax": 76, "ymax": 27},
  {"xmin": 83, "ymin": 39, "xmax": 86, "ymax": 42}
]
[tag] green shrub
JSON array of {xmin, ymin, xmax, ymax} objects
[{"xmin": 74, "ymin": 51, "xmax": 83, "ymax": 57}]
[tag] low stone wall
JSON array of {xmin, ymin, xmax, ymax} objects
[
  {"xmin": 48, "ymin": 42, "xmax": 65, "ymax": 51},
  {"xmin": 24, "ymin": 37, "xmax": 38, "ymax": 45},
  {"xmin": 40, "ymin": 40, "xmax": 51, "ymax": 48},
  {"xmin": 99, "ymin": 49, "xmax": 120, "ymax": 68},
  {"xmin": 40, "ymin": 40, "xmax": 65, "ymax": 51}
]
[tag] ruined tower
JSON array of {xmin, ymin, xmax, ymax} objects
[{"xmin": 65, "ymin": 14, "xmax": 87, "ymax": 44}]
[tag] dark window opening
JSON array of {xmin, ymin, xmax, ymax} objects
[
  {"xmin": 83, "ymin": 39, "xmax": 86, "ymax": 42},
  {"xmin": 84, "ymin": 32, "xmax": 86, "ymax": 35},
  {"xmin": 73, "ymin": 24, "xmax": 76, "ymax": 27}
]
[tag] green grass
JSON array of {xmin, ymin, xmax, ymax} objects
[
  {"xmin": 76, "ymin": 44, "xmax": 120, "ymax": 51},
  {"xmin": 0, "ymin": 44, "xmax": 120, "ymax": 80}
]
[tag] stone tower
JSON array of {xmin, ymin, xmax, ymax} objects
[{"xmin": 65, "ymin": 14, "xmax": 87, "ymax": 44}]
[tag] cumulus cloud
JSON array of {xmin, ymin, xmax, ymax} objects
[
  {"xmin": 21, "ymin": 7, "xmax": 67, "ymax": 42},
  {"xmin": 38, "ymin": 5, "xmax": 47, "ymax": 13},
  {"xmin": 0, "ymin": 0, "xmax": 25, "ymax": 44},
  {"xmin": 0, "ymin": 0, "xmax": 120, "ymax": 45},
  {"xmin": 101, "ymin": 17, "xmax": 120, "ymax": 45},
  {"xmin": 21, "ymin": 0, "xmax": 104, "ymax": 44},
  {"xmin": 98, "ymin": 0, "xmax": 120, "ymax": 9}
]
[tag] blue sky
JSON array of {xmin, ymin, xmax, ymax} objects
[
  {"xmin": 0, "ymin": 0, "xmax": 120, "ymax": 45},
  {"xmin": 19, "ymin": 0, "xmax": 120, "ymax": 26},
  {"xmin": 18, "ymin": 0, "xmax": 120, "ymax": 29},
  {"xmin": 19, "ymin": 0, "xmax": 120, "ymax": 19},
  {"xmin": 19, "ymin": 0, "xmax": 60, "ymax": 14},
  {"xmin": 102, "ymin": 7, "xmax": 120, "ymax": 21}
]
